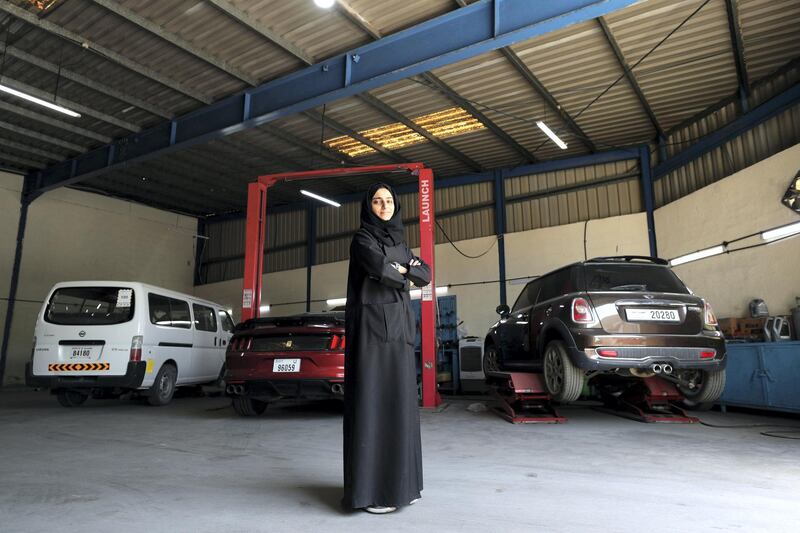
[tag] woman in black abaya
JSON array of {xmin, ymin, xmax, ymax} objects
[{"xmin": 342, "ymin": 183, "xmax": 431, "ymax": 514}]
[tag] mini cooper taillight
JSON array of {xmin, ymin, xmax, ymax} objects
[
  {"xmin": 704, "ymin": 300, "xmax": 718, "ymax": 328},
  {"xmin": 571, "ymin": 297, "xmax": 595, "ymax": 324}
]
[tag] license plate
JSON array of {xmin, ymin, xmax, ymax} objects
[
  {"xmin": 626, "ymin": 308, "xmax": 680, "ymax": 322},
  {"xmin": 273, "ymin": 358, "xmax": 301, "ymax": 373},
  {"xmin": 70, "ymin": 346, "xmax": 95, "ymax": 359}
]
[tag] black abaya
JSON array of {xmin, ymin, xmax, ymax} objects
[{"xmin": 342, "ymin": 228, "xmax": 431, "ymax": 509}]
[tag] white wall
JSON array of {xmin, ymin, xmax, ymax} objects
[
  {"xmin": 655, "ymin": 143, "xmax": 800, "ymax": 318},
  {"xmin": 0, "ymin": 171, "xmax": 197, "ymax": 385},
  {"xmin": 196, "ymin": 214, "xmax": 651, "ymax": 338}
]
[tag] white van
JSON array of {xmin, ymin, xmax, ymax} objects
[{"xmin": 26, "ymin": 281, "xmax": 234, "ymax": 407}]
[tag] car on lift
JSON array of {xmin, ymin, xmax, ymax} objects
[
  {"xmin": 483, "ymin": 256, "xmax": 727, "ymax": 408},
  {"xmin": 224, "ymin": 312, "xmax": 345, "ymax": 416}
]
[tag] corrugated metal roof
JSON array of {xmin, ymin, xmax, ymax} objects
[{"xmin": 0, "ymin": 0, "xmax": 796, "ymax": 221}]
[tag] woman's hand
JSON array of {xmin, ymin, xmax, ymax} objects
[
  {"xmin": 409, "ymin": 258, "xmax": 421, "ymax": 267},
  {"xmin": 391, "ymin": 262, "xmax": 408, "ymax": 275}
]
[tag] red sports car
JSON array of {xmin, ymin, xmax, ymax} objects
[{"xmin": 225, "ymin": 312, "xmax": 345, "ymax": 416}]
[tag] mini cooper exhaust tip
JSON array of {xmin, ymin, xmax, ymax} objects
[{"xmin": 650, "ymin": 363, "xmax": 673, "ymax": 375}]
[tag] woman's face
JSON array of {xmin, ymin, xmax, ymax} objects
[{"xmin": 371, "ymin": 188, "xmax": 395, "ymax": 221}]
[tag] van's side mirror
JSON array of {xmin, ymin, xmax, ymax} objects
[{"xmin": 496, "ymin": 304, "xmax": 510, "ymax": 317}]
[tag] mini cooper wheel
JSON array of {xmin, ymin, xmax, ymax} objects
[
  {"xmin": 232, "ymin": 397, "xmax": 268, "ymax": 417},
  {"xmin": 483, "ymin": 344, "xmax": 500, "ymax": 376},
  {"xmin": 543, "ymin": 341, "xmax": 584, "ymax": 403},
  {"xmin": 56, "ymin": 390, "xmax": 89, "ymax": 407},
  {"xmin": 147, "ymin": 364, "xmax": 177, "ymax": 406},
  {"xmin": 678, "ymin": 369, "xmax": 726, "ymax": 410}
]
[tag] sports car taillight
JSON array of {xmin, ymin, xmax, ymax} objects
[
  {"xmin": 704, "ymin": 300, "xmax": 718, "ymax": 327},
  {"xmin": 329, "ymin": 334, "xmax": 346, "ymax": 350},
  {"xmin": 571, "ymin": 297, "xmax": 595, "ymax": 324},
  {"xmin": 231, "ymin": 337, "xmax": 251, "ymax": 351}
]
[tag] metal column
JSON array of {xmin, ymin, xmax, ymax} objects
[
  {"xmin": 493, "ymin": 169, "xmax": 507, "ymax": 307},
  {"xmin": 306, "ymin": 203, "xmax": 316, "ymax": 313},
  {"xmin": 241, "ymin": 181, "xmax": 269, "ymax": 322},
  {"xmin": 640, "ymin": 145, "xmax": 658, "ymax": 257},
  {"xmin": 0, "ymin": 178, "xmax": 38, "ymax": 386},
  {"xmin": 417, "ymin": 168, "xmax": 441, "ymax": 408}
]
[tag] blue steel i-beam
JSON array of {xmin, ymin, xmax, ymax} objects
[
  {"xmin": 639, "ymin": 145, "xmax": 658, "ymax": 258},
  {"xmin": 30, "ymin": 0, "xmax": 639, "ymax": 194},
  {"xmin": 0, "ymin": 179, "xmax": 38, "ymax": 386},
  {"xmin": 193, "ymin": 218, "xmax": 207, "ymax": 286},
  {"xmin": 306, "ymin": 204, "xmax": 317, "ymax": 313},
  {"xmin": 654, "ymin": 83, "xmax": 800, "ymax": 180},
  {"xmin": 493, "ymin": 169, "xmax": 507, "ymax": 306}
]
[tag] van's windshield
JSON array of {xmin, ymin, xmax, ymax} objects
[{"xmin": 45, "ymin": 287, "xmax": 135, "ymax": 325}]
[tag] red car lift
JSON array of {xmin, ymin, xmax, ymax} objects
[
  {"xmin": 485, "ymin": 371, "xmax": 566, "ymax": 424},
  {"xmin": 598, "ymin": 377, "xmax": 699, "ymax": 423},
  {"xmin": 241, "ymin": 164, "xmax": 441, "ymax": 408}
]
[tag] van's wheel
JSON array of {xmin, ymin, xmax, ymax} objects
[
  {"xmin": 543, "ymin": 340, "xmax": 584, "ymax": 403},
  {"xmin": 678, "ymin": 369, "xmax": 726, "ymax": 410},
  {"xmin": 56, "ymin": 390, "xmax": 89, "ymax": 407},
  {"xmin": 147, "ymin": 364, "xmax": 177, "ymax": 406},
  {"xmin": 232, "ymin": 397, "xmax": 268, "ymax": 417},
  {"xmin": 483, "ymin": 344, "xmax": 500, "ymax": 376}
]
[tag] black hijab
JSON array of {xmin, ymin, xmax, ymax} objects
[{"xmin": 360, "ymin": 182, "xmax": 405, "ymax": 247}]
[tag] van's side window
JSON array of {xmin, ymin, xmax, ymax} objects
[
  {"xmin": 219, "ymin": 311, "xmax": 235, "ymax": 333},
  {"xmin": 193, "ymin": 304, "xmax": 217, "ymax": 332},
  {"xmin": 148, "ymin": 293, "xmax": 191, "ymax": 329}
]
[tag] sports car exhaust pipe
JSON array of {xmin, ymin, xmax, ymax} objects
[
  {"xmin": 662, "ymin": 364, "xmax": 673, "ymax": 375},
  {"xmin": 651, "ymin": 364, "xmax": 663, "ymax": 374},
  {"xmin": 331, "ymin": 383, "xmax": 344, "ymax": 395},
  {"xmin": 226, "ymin": 384, "xmax": 245, "ymax": 395}
]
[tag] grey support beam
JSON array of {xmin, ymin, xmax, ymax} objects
[
  {"xmin": 724, "ymin": 0, "xmax": 750, "ymax": 109},
  {"xmin": 454, "ymin": 0, "xmax": 594, "ymax": 151},
  {"xmin": 0, "ymin": 100, "xmax": 113, "ymax": 143},
  {"xmin": 597, "ymin": 17, "xmax": 664, "ymax": 138},
  {"xmin": 499, "ymin": 48, "xmax": 597, "ymax": 152},
  {"xmin": 0, "ymin": 120, "xmax": 87, "ymax": 152},
  {"xmin": 420, "ymin": 72, "xmax": 538, "ymax": 163},
  {"xmin": 0, "ymin": 138, "xmax": 63, "ymax": 161},
  {"xmin": 260, "ymin": 125, "xmax": 357, "ymax": 166},
  {"xmin": 303, "ymin": 109, "xmax": 407, "ymax": 163},
  {"xmin": 0, "ymin": 0, "xmax": 212, "ymax": 104},
  {"xmin": 207, "ymin": 0, "xmax": 314, "ymax": 65},
  {"xmin": 341, "ymin": 0, "xmax": 536, "ymax": 163},
  {"xmin": 358, "ymin": 92, "xmax": 483, "ymax": 171},
  {"xmin": 89, "ymin": 0, "xmax": 257, "ymax": 86},
  {"xmin": 0, "ymin": 78, "xmax": 141, "ymax": 132},
  {"xmin": 0, "ymin": 151, "xmax": 45, "ymax": 169},
  {"xmin": 4, "ymin": 46, "xmax": 173, "ymax": 119}
]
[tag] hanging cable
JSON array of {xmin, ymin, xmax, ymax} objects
[{"xmin": 434, "ymin": 218, "xmax": 499, "ymax": 259}]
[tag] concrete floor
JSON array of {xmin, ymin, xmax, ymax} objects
[{"xmin": 1, "ymin": 389, "xmax": 799, "ymax": 533}]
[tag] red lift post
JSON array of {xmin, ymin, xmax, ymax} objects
[{"xmin": 241, "ymin": 164, "xmax": 441, "ymax": 408}]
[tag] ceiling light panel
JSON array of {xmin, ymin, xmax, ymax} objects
[{"xmin": 325, "ymin": 106, "xmax": 485, "ymax": 157}]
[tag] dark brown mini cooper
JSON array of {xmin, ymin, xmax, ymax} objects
[{"xmin": 484, "ymin": 256, "xmax": 726, "ymax": 407}]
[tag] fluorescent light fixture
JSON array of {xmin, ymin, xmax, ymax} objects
[
  {"xmin": 314, "ymin": 0, "xmax": 335, "ymax": 7},
  {"xmin": 227, "ymin": 308, "xmax": 234, "ymax": 314},
  {"xmin": 301, "ymin": 189, "xmax": 341, "ymax": 207},
  {"xmin": 0, "ymin": 84, "xmax": 81, "ymax": 118},
  {"xmin": 410, "ymin": 286, "xmax": 449, "ymax": 300},
  {"xmin": 536, "ymin": 120, "xmax": 567, "ymax": 150},
  {"xmin": 259, "ymin": 305, "xmax": 271, "ymax": 313},
  {"xmin": 326, "ymin": 297, "xmax": 347, "ymax": 307},
  {"xmin": 670, "ymin": 245, "xmax": 726, "ymax": 266},
  {"xmin": 760, "ymin": 221, "xmax": 800, "ymax": 242}
]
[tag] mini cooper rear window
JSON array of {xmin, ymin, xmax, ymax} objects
[
  {"xmin": 584, "ymin": 264, "xmax": 689, "ymax": 294},
  {"xmin": 45, "ymin": 287, "xmax": 135, "ymax": 325}
]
